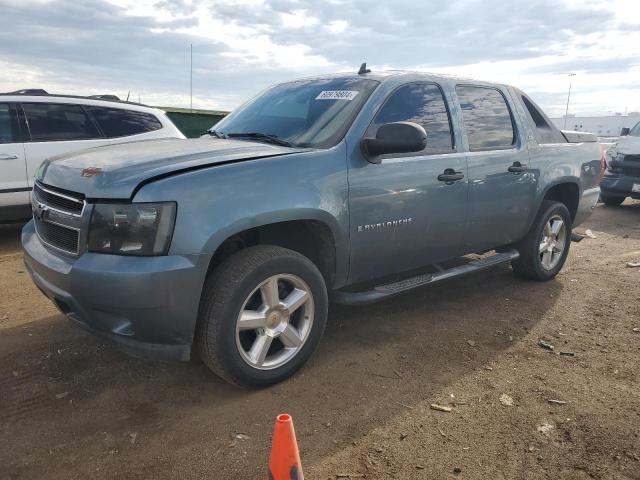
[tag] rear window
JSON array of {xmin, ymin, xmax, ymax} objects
[
  {"xmin": 22, "ymin": 103, "xmax": 100, "ymax": 142},
  {"xmin": 86, "ymin": 107, "xmax": 162, "ymax": 138},
  {"xmin": 0, "ymin": 103, "xmax": 16, "ymax": 144},
  {"xmin": 455, "ymin": 86, "xmax": 516, "ymax": 151},
  {"xmin": 520, "ymin": 94, "xmax": 565, "ymax": 144}
]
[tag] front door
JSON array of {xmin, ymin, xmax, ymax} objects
[
  {"xmin": 0, "ymin": 103, "xmax": 29, "ymax": 215},
  {"xmin": 348, "ymin": 82, "xmax": 468, "ymax": 284},
  {"xmin": 454, "ymin": 85, "xmax": 536, "ymax": 252}
]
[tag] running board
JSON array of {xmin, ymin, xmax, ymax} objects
[{"xmin": 332, "ymin": 249, "xmax": 520, "ymax": 306}]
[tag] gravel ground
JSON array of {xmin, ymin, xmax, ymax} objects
[{"xmin": 0, "ymin": 201, "xmax": 639, "ymax": 480}]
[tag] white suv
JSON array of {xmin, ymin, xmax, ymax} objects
[{"xmin": 0, "ymin": 92, "xmax": 185, "ymax": 222}]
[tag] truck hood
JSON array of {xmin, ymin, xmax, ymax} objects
[
  {"xmin": 36, "ymin": 137, "xmax": 307, "ymax": 199},
  {"xmin": 612, "ymin": 135, "xmax": 640, "ymax": 155}
]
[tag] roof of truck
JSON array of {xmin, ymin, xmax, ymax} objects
[{"xmin": 290, "ymin": 69, "xmax": 509, "ymax": 88}]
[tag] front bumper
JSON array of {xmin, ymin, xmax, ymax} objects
[
  {"xmin": 22, "ymin": 220, "xmax": 207, "ymax": 361},
  {"xmin": 600, "ymin": 174, "xmax": 640, "ymax": 199}
]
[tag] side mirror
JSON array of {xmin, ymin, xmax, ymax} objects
[
  {"xmin": 620, "ymin": 127, "xmax": 630, "ymax": 136},
  {"xmin": 362, "ymin": 122, "xmax": 427, "ymax": 163}
]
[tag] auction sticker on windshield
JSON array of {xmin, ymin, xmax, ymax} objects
[{"xmin": 315, "ymin": 91, "xmax": 359, "ymax": 100}]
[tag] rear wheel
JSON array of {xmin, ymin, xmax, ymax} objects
[
  {"xmin": 512, "ymin": 200, "xmax": 572, "ymax": 281},
  {"xmin": 600, "ymin": 193, "xmax": 625, "ymax": 206},
  {"xmin": 197, "ymin": 245, "xmax": 328, "ymax": 387}
]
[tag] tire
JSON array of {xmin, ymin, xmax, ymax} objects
[
  {"xmin": 600, "ymin": 193, "xmax": 625, "ymax": 206},
  {"xmin": 512, "ymin": 200, "xmax": 572, "ymax": 281},
  {"xmin": 196, "ymin": 245, "xmax": 328, "ymax": 387}
]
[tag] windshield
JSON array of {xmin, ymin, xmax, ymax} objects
[
  {"xmin": 212, "ymin": 78, "xmax": 379, "ymax": 149},
  {"xmin": 629, "ymin": 121, "xmax": 640, "ymax": 137}
]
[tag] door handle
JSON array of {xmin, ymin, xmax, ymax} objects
[
  {"xmin": 508, "ymin": 161, "xmax": 527, "ymax": 173},
  {"xmin": 0, "ymin": 154, "xmax": 19, "ymax": 160},
  {"xmin": 437, "ymin": 168, "xmax": 464, "ymax": 182}
]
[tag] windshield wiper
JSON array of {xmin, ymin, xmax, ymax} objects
[
  {"xmin": 206, "ymin": 129, "xmax": 227, "ymax": 139},
  {"xmin": 225, "ymin": 132, "xmax": 294, "ymax": 148}
]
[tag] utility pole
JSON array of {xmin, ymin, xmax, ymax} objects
[
  {"xmin": 190, "ymin": 43, "xmax": 193, "ymax": 112},
  {"xmin": 563, "ymin": 73, "xmax": 576, "ymax": 129}
]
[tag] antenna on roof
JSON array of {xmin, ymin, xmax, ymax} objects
[{"xmin": 358, "ymin": 62, "xmax": 371, "ymax": 75}]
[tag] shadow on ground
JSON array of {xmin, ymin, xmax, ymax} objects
[
  {"xmin": 582, "ymin": 200, "xmax": 640, "ymax": 239},
  {"xmin": 0, "ymin": 222, "xmax": 25, "ymax": 255}
]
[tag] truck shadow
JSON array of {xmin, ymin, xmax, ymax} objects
[
  {"xmin": 0, "ymin": 264, "xmax": 561, "ymax": 479},
  {"xmin": 0, "ymin": 222, "xmax": 26, "ymax": 254}
]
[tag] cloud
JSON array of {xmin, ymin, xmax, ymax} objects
[
  {"xmin": 215, "ymin": 0, "xmax": 615, "ymax": 67},
  {"xmin": 525, "ymin": 56, "xmax": 640, "ymax": 75},
  {"xmin": 0, "ymin": 0, "xmax": 639, "ymax": 116}
]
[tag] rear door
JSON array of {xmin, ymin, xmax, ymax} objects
[
  {"xmin": 348, "ymin": 82, "xmax": 468, "ymax": 283},
  {"xmin": 455, "ymin": 85, "xmax": 536, "ymax": 252},
  {"xmin": 0, "ymin": 103, "xmax": 29, "ymax": 213}
]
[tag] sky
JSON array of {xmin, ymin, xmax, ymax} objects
[{"xmin": 0, "ymin": 0, "xmax": 639, "ymax": 117}]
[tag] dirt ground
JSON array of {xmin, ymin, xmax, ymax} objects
[{"xmin": 1, "ymin": 201, "xmax": 639, "ymax": 480}]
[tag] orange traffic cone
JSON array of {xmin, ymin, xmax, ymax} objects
[{"xmin": 266, "ymin": 414, "xmax": 303, "ymax": 480}]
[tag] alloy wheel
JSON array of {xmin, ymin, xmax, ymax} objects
[
  {"xmin": 539, "ymin": 214, "xmax": 567, "ymax": 270},
  {"xmin": 235, "ymin": 274, "xmax": 314, "ymax": 370}
]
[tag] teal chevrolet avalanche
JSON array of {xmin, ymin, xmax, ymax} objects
[{"xmin": 22, "ymin": 66, "xmax": 602, "ymax": 387}]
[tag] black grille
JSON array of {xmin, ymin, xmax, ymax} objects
[
  {"xmin": 621, "ymin": 163, "xmax": 640, "ymax": 177},
  {"xmin": 35, "ymin": 218, "xmax": 79, "ymax": 254},
  {"xmin": 33, "ymin": 182, "xmax": 83, "ymax": 214}
]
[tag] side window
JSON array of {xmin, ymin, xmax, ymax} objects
[
  {"xmin": 520, "ymin": 95, "xmax": 565, "ymax": 144},
  {"xmin": 22, "ymin": 103, "xmax": 100, "ymax": 141},
  {"xmin": 86, "ymin": 107, "xmax": 163, "ymax": 138},
  {"xmin": 455, "ymin": 86, "xmax": 515, "ymax": 151},
  {"xmin": 0, "ymin": 103, "xmax": 17, "ymax": 144},
  {"xmin": 369, "ymin": 83, "xmax": 454, "ymax": 155}
]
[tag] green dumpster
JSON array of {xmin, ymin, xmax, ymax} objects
[{"xmin": 157, "ymin": 107, "xmax": 229, "ymax": 138}]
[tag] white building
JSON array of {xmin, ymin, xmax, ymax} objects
[{"xmin": 550, "ymin": 114, "xmax": 640, "ymax": 137}]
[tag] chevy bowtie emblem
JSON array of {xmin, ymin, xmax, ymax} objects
[
  {"xmin": 81, "ymin": 167, "xmax": 103, "ymax": 177},
  {"xmin": 33, "ymin": 203, "xmax": 49, "ymax": 221}
]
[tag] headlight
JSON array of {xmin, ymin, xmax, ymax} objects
[
  {"xmin": 88, "ymin": 202, "xmax": 176, "ymax": 256},
  {"xmin": 606, "ymin": 153, "xmax": 623, "ymax": 173}
]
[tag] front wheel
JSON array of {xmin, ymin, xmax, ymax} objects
[
  {"xmin": 512, "ymin": 200, "xmax": 572, "ymax": 281},
  {"xmin": 196, "ymin": 245, "xmax": 328, "ymax": 387}
]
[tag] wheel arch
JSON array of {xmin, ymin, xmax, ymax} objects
[
  {"xmin": 202, "ymin": 209, "xmax": 346, "ymax": 290},
  {"xmin": 527, "ymin": 179, "xmax": 581, "ymax": 232}
]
